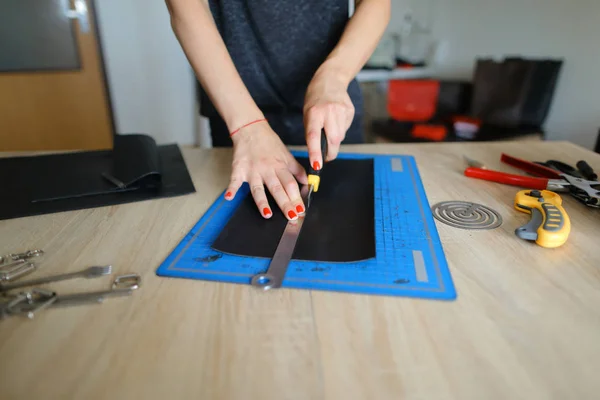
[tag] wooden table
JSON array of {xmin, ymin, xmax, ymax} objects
[{"xmin": 1, "ymin": 141, "xmax": 600, "ymax": 400}]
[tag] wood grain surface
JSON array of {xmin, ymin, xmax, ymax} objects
[{"xmin": 1, "ymin": 141, "xmax": 599, "ymax": 400}]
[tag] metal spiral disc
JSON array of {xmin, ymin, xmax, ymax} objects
[{"xmin": 431, "ymin": 201, "xmax": 502, "ymax": 230}]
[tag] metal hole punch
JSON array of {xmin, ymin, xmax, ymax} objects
[
  {"xmin": 0, "ymin": 265, "xmax": 112, "ymax": 292},
  {"xmin": 4, "ymin": 288, "xmax": 57, "ymax": 319},
  {"xmin": 49, "ymin": 273, "xmax": 141, "ymax": 305},
  {"xmin": 0, "ymin": 262, "xmax": 37, "ymax": 283},
  {"xmin": 0, "ymin": 259, "xmax": 26, "ymax": 273},
  {"xmin": 0, "ymin": 273, "xmax": 142, "ymax": 320},
  {"xmin": 0, "ymin": 263, "xmax": 37, "ymax": 288},
  {"xmin": 112, "ymin": 273, "xmax": 141, "ymax": 290},
  {"xmin": 0, "ymin": 249, "xmax": 142, "ymax": 319},
  {"xmin": 0, "ymin": 249, "xmax": 44, "ymax": 266}
]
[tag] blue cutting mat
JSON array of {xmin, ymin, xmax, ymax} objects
[{"xmin": 156, "ymin": 152, "xmax": 456, "ymax": 300}]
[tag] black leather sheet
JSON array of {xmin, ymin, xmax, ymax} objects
[
  {"xmin": 211, "ymin": 158, "xmax": 375, "ymax": 262},
  {"xmin": 0, "ymin": 135, "xmax": 195, "ymax": 220}
]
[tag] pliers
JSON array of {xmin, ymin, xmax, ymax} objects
[
  {"xmin": 534, "ymin": 159, "xmax": 598, "ymax": 181},
  {"xmin": 464, "ymin": 153, "xmax": 600, "ymax": 208}
]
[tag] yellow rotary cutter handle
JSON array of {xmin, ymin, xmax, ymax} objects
[{"xmin": 514, "ymin": 189, "xmax": 571, "ymax": 248}]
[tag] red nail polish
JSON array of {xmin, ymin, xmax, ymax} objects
[
  {"xmin": 225, "ymin": 191, "xmax": 232, "ymax": 199},
  {"xmin": 288, "ymin": 210, "xmax": 297, "ymax": 219},
  {"xmin": 313, "ymin": 161, "xmax": 321, "ymax": 171},
  {"xmin": 296, "ymin": 204, "xmax": 305, "ymax": 214},
  {"xmin": 263, "ymin": 208, "xmax": 272, "ymax": 217}
]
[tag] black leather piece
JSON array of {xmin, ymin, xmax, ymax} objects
[
  {"xmin": 0, "ymin": 135, "xmax": 195, "ymax": 220},
  {"xmin": 211, "ymin": 158, "xmax": 375, "ymax": 262},
  {"xmin": 111, "ymin": 134, "xmax": 162, "ymax": 188}
]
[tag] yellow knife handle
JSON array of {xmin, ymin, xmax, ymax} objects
[
  {"xmin": 514, "ymin": 190, "xmax": 571, "ymax": 248},
  {"xmin": 307, "ymin": 174, "xmax": 321, "ymax": 192}
]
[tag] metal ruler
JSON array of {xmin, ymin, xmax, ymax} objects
[{"xmin": 250, "ymin": 187, "xmax": 309, "ymax": 290}]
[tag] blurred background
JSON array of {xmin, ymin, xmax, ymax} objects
[{"xmin": 1, "ymin": 0, "xmax": 599, "ymax": 152}]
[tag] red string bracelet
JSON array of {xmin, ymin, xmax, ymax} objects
[{"xmin": 229, "ymin": 118, "xmax": 267, "ymax": 137}]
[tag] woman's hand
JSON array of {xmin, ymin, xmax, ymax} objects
[
  {"xmin": 303, "ymin": 68, "xmax": 355, "ymax": 170},
  {"xmin": 225, "ymin": 121, "xmax": 308, "ymax": 221}
]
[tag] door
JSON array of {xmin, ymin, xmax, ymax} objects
[{"xmin": 0, "ymin": 0, "xmax": 113, "ymax": 151}]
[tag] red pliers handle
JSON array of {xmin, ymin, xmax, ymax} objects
[
  {"xmin": 464, "ymin": 153, "xmax": 565, "ymax": 190},
  {"xmin": 500, "ymin": 154, "xmax": 563, "ymax": 179},
  {"xmin": 464, "ymin": 167, "xmax": 551, "ymax": 190}
]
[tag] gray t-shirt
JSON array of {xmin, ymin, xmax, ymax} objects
[{"xmin": 202, "ymin": 0, "xmax": 364, "ymax": 144}]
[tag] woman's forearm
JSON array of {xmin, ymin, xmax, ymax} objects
[
  {"xmin": 317, "ymin": 0, "xmax": 391, "ymax": 85},
  {"xmin": 166, "ymin": 0, "xmax": 263, "ymax": 131}
]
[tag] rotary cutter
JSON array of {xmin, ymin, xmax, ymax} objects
[{"xmin": 514, "ymin": 189, "xmax": 571, "ymax": 248}]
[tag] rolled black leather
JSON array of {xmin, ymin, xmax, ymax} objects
[{"xmin": 0, "ymin": 134, "xmax": 195, "ymax": 220}]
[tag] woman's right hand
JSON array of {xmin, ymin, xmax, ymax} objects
[{"xmin": 225, "ymin": 120, "xmax": 308, "ymax": 221}]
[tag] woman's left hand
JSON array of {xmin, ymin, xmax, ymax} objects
[{"xmin": 303, "ymin": 68, "xmax": 354, "ymax": 170}]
